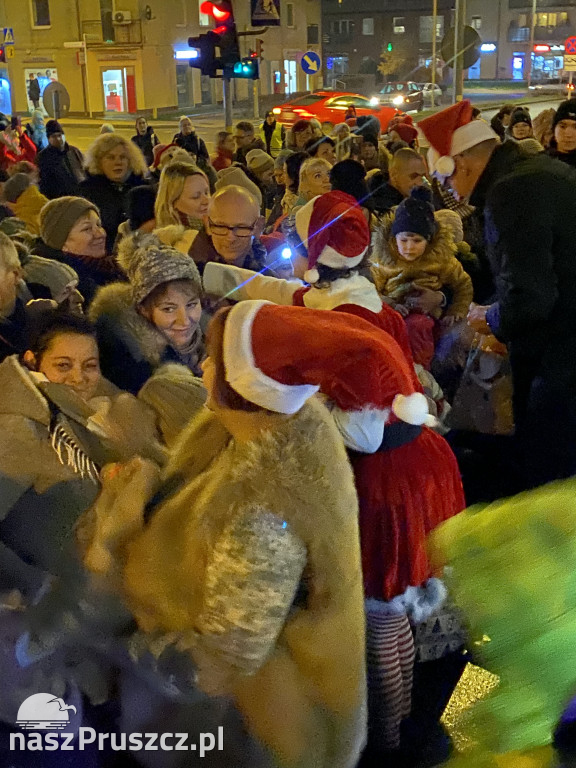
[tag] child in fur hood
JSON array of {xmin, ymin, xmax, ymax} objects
[{"xmin": 372, "ymin": 186, "xmax": 473, "ymax": 368}]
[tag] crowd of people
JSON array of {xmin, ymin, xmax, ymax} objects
[{"xmin": 0, "ymin": 95, "xmax": 575, "ymax": 768}]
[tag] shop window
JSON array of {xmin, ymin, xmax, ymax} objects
[
  {"xmin": 30, "ymin": 0, "xmax": 50, "ymax": 27},
  {"xmin": 393, "ymin": 17, "xmax": 405, "ymax": 34},
  {"xmin": 362, "ymin": 18, "xmax": 374, "ymax": 36},
  {"xmin": 471, "ymin": 16, "xmax": 481, "ymax": 30}
]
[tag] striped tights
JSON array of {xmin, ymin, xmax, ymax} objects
[{"xmin": 365, "ymin": 609, "xmax": 415, "ymax": 750}]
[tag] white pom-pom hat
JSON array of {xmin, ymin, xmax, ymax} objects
[
  {"xmin": 419, "ymin": 100, "xmax": 498, "ymax": 180},
  {"xmin": 295, "ymin": 190, "xmax": 370, "ymax": 284}
]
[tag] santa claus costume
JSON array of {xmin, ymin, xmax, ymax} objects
[{"xmin": 204, "ymin": 199, "xmax": 465, "ymax": 752}]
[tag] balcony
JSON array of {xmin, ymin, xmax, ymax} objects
[
  {"xmin": 508, "ymin": 22, "xmax": 573, "ymax": 43},
  {"xmin": 81, "ymin": 19, "xmax": 142, "ymax": 47}
]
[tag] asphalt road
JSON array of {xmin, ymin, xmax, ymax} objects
[{"xmin": 60, "ymin": 98, "xmax": 564, "ymax": 154}]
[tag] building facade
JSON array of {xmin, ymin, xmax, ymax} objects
[
  {"xmin": 322, "ymin": 0, "xmax": 576, "ymax": 85},
  {"xmin": 0, "ymin": 0, "xmax": 321, "ymax": 116}
]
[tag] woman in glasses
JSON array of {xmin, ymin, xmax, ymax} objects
[{"xmin": 89, "ymin": 233, "xmax": 205, "ymax": 394}]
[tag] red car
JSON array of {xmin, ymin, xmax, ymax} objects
[{"xmin": 272, "ymin": 91, "xmax": 401, "ymax": 132}]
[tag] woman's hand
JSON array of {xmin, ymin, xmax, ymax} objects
[
  {"xmin": 467, "ymin": 302, "xmax": 492, "ymax": 334},
  {"xmin": 394, "ymin": 303, "xmax": 410, "ymax": 317}
]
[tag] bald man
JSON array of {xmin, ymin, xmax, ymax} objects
[
  {"xmin": 369, "ymin": 147, "xmax": 427, "ymax": 214},
  {"xmin": 189, "ymin": 185, "xmax": 268, "ymax": 276}
]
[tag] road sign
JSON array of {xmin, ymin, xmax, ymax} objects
[
  {"xmin": 301, "ymin": 51, "xmax": 321, "ymax": 75},
  {"xmin": 3, "ymin": 28, "xmax": 14, "ymax": 45},
  {"xmin": 441, "ymin": 26, "xmax": 481, "ymax": 69},
  {"xmin": 5, "ymin": 46, "xmax": 14, "ymax": 59},
  {"xmin": 565, "ymin": 53, "xmax": 576, "ymax": 71},
  {"xmin": 566, "ymin": 36, "xmax": 576, "ymax": 55}
]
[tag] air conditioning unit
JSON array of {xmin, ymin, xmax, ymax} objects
[{"xmin": 113, "ymin": 10, "xmax": 132, "ymax": 25}]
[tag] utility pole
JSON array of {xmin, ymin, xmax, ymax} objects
[
  {"xmin": 223, "ymin": 77, "xmax": 233, "ymax": 130},
  {"xmin": 526, "ymin": 0, "xmax": 538, "ymax": 88},
  {"xmin": 452, "ymin": 0, "xmax": 466, "ymax": 103},
  {"xmin": 431, "ymin": 0, "xmax": 438, "ymax": 103}
]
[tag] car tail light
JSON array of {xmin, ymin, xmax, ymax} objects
[
  {"xmin": 272, "ymin": 107, "xmax": 282, "ymax": 114},
  {"xmin": 569, "ymin": 83, "xmax": 575, "ymax": 91},
  {"xmin": 293, "ymin": 108, "xmax": 314, "ymax": 117}
]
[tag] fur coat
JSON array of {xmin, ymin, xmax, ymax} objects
[
  {"xmin": 89, "ymin": 281, "xmax": 204, "ymax": 394},
  {"xmin": 371, "ymin": 219, "xmax": 473, "ymax": 318},
  {"xmin": 81, "ymin": 399, "xmax": 367, "ymax": 768}
]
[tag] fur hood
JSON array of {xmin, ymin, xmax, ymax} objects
[
  {"xmin": 372, "ymin": 215, "xmax": 457, "ymax": 272},
  {"xmin": 89, "ymin": 281, "xmax": 171, "ymax": 367}
]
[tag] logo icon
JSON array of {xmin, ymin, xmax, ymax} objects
[{"xmin": 16, "ymin": 694, "xmax": 77, "ymax": 730}]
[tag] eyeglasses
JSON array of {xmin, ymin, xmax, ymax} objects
[{"xmin": 208, "ymin": 219, "xmax": 257, "ymax": 238}]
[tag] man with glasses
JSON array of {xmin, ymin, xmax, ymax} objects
[
  {"xmin": 233, "ymin": 121, "xmax": 265, "ymax": 165},
  {"xmin": 189, "ymin": 186, "xmax": 268, "ymax": 277}
]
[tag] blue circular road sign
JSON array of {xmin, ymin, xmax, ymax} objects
[{"xmin": 301, "ymin": 51, "xmax": 321, "ymax": 75}]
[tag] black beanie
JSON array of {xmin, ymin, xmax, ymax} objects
[
  {"xmin": 391, "ymin": 186, "xmax": 436, "ymax": 240},
  {"xmin": 330, "ymin": 159, "xmax": 370, "ymax": 206},
  {"xmin": 553, "ymin": 100, "xmax": 576, "ymax": 130},
  {"xmin": 128, "ymin": 185, "xmax": 157, "ymax": 230},
  {"xmin": 509, "ymin": 108, "xmax": 532, "ymax": 129}
]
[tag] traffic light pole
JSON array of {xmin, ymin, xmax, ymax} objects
[
  {"xmin": 253, "ymin": 77, "xmax": 261, "ymax": 120},
  {"xmin": 223, "ymin": 77, "xmax": 233, "ymax": 131},
  {"xmin": 452, "ymin": 0, "xmax": 466, "ymax": 103}
]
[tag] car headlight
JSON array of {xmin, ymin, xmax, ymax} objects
[
  {"xmin": 392, "ymin": 95, "xmax": 405, "ymax": 106},
  {"xmin": 369, "ymin": 97, "xmax": 380, "ymax": 106}
]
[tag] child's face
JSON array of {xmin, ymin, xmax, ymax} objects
[{"xmin": 395, "ymin": 232, "xmax": 427, "ymax": 262}]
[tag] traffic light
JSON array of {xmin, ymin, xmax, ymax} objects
[
  {"xmin": 0, "ymin": 47, "xmax": 5, "ymax": 63},
  {"xmin": 224, "ymin": 57, "xmax": 259, "ymax": 80},
  {"xmin": 387, "ymin": 42, "xmax": 393, "ymax": 52},
  {"xmin": 256, "ymin": 38, "xmax": 264, "ymax": 59},
  {"xmin": 189, "ymin": 1, "xmax": 240, "ymax": 78}
]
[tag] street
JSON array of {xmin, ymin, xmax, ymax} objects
[{"xmin": 59, "ymin": 97, "xmax": 565, "ymax": 154}]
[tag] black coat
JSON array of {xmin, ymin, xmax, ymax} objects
[
  {"xmin": 131, "ymin": 127, "xmax": 159, "ymax": 167},
  {"xmin": 172, "ymin": 131, "xmax": 209, "ymax": 163},
  {"xmin": 546, "ymin": 145, "xmax": 576, "ymax": 168},
  {"xmin": 471, "ymin": 141, "xmax": 576, "ymax": 482},
  {"xmin": 0, "ymin": 299, "xmax": 28, "ymax": 363},
  {"xmin": 79, "ymin": 173, "xmax": 147, "ymax": 254},
  {"xmin": 37, "ymin": 143, "xmax": 85, "ymax": 200}
]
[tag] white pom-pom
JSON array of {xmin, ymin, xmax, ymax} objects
[
  {"xmin": 433, "ymin": 155, "xmax": 456, "ymax": 180},
  {"xmin": 392, "ymin": 392, "xmax": 430, "ymax": 426},
  {"xmin": 304, "ymin": 268, "xmax": 320, "ymax": 284}
]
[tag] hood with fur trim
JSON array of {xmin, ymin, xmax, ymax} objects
[
  {"xmin": 374, "ymin": 216, "xmax": 457, "ymax": 272},
  {"xmin": 89, "ymin": 281, "xmax": 172, "ymax": 368}
]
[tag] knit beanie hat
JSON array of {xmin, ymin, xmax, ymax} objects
[
  {"xmin": 553, "ymin": 99, "xmax": 576, "ymax": 129},
  {"xmin": 329, "ymin": 159, "xmax": 369, "ymax": 206},
  {"xmin": 128, "ymin": 185, "xmax": 157, "ymax": 230},
  {"xmin": 138, "ymin": 364, "xmax": 207, "ymax": 447},
  {"xmin": 4, "ymin": 173, "xmax": 31, "ymax": 203},
  {"xmin": 509, "ymin": 107, "xmax": 532, "ymax": 129},
  {"xmin": 22, "ymin": 254, "xmax": 78, "ymax": 300},
  {"xmin": 117, "ymin": 232, "xmax": 202, "ymax": 305},
  {"xmin": 435, "ymin": 209, "xmax": 464, "ymax": 244},
  {"xmin": 39, "ymin": 196, "xmax": 100, "ymax": 250},
  {"xmin": 214, "ymin": 167, "xmax": 263, "ymax": 207},
  {"xmin": 246, "ymin": 148, "xmax": 274, "ymax": 175},
  {"xmin": 391, "ymin": 186, "xmax": 437, "ymax": 240},
  {"xmin": 45, "ymin": 119, "xmax": 64, "ymax": 137}
]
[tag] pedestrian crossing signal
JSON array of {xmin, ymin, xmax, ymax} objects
[{"xmin": 387, "ymin": 42, "xmax": 393, "ymax": 52}]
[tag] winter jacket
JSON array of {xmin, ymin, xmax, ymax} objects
[
  {"xmin": 0, "ymin": 132, "xmax": 36, "ymax": 172},
  {"xmin": 172, "ymin": 131, "xmax": 209, "ymax": 163},
  {"xmin": 371, "ymin": 222, "xmax": 474, "ymax": 318},
  {"xmin": 89, "ymin": 282, "xmax": 204, "ymax": 394},
  {"xmin": 83, "ymin": 398, "xmax": 367, "ymax": 768},
  {"xmin": 0, "ymin": 298, "xmax": 28, "ymax": 363},
  {"xmin": 546, "ymin": 144, "xmax": 576, "ymax": 168},
  {"xmin": 28, "ymin": 78, "xmax": 41, "ymax": 103},
  {"xmin": 210, "ymin": 147, "xmax": 233, "ymax": 172},
  {"xmin": 368, "ymin": 177, "xmax": 405, "ymax": 214},
  {"xmin": 12, "ymin": 184, "xmax": 48, "ymax": 236},
  {"xmin": 37, "ymin": 142, "xmax": 85, "ymax": 199},
  {"xmin": 79, "ymin": 172, "xmax": 147, "ymax": 253},
  {"xmin": 25, "ymin": 123, "xmax": 48, "ymax": 151},
  {"xmin": 131, "ymin": 127, "xmax": 159, "ymax": 167},
  {"xmin": 233, "ymin": 136, "xmax": 266, "ymax": 165},
  {"xmin": 31, "ymin": 240, "xmax": 123, "ymax": 307},
  {"xmin": 259, "ymin": 120, "xmax": 285, "ymax": 157}
]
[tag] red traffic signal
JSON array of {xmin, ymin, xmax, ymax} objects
[
  {"xmin": 0, "ymin": 47, "xmax": 5, "ymax": 63},
  {"xmin": 200, "ymin": 1, "xmax": 231, "ymax": 22}
]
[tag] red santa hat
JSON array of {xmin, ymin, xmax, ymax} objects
[
  {"xmin": 222, "ymin": 300, "xmax": 434, "ymax": 426},
  {"xmin": 294, "ymin": 190, "xmax": 370, "ymax": 284},
  {"xmin": 418, "ymin": 100, "xmax": 498, "ymax": 179}
]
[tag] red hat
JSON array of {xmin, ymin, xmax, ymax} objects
[
  {"xmin": 223, "ymin": 300, "xmax": 434, "ymax": 425},
  {"xmin": 418, "ymin": 100, "xmax": 498, "ymax": 179},
  {"xmin": 393, "ymin": 122, "xmax": 418, "ymax": 144},
  {"xmin": 294, "ymin": 190, "xmax": 369, "ymax": 284},
  {"xmin": 387, "ymin": 113, "xmax": 413, "ymax": 132},
  {"xmin": 260, "ymin": 231, "xmax": 286, "ymax": 256},
  {"xmin": 152, "ymin": 143, "xmax": 177, "ymax": 169}
]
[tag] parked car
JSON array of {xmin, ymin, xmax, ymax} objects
[
  {"xmin": 416, "ymin": 82, "xmax": 443, "ymax": 107},
  {"xmin": 377, "ymin": 82, "xmax": 424, "ymax": 112},
  {"xmin": 271, "ymin": 91, "xmax": 401, "ymax": 132}
]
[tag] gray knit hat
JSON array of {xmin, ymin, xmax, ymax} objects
[
  {"xmin": 39, "ymin": 196, "xmax": 100, "ymax": 251},
  {"xmin": 23, "ymin": 254, "xmax": 78, "ymax": 300},
  {"xmin": 4, "ymin": 173, "xmax": 31, "ymax": 204},
  {"xmin": 214, "ymin": 167, "xmax": 262, "ymax": 207},
  {"xmin": 117, "ymin": 232, "xmax": 202, "ymax": 305},
  {"xmin": 246, "ymin": 148, "xmax": 274, "ymax": 175}
]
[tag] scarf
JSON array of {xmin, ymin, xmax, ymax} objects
[
  {"xmin": 172, "ymin": 324, "xmax": 204, "ymax": 377},
  {"xmin": 177, "ymin": 211, "xmax": 205, "ymax": 232}
]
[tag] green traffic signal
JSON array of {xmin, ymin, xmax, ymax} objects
[{"xmin": 387, "ymin": 42, "xmax": 393, "ymax": 52}]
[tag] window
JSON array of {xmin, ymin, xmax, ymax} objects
[
  {"xmin": 362, "ymin": 18, "xmax": 374, "ymax": 35},
  {"xmin": 199, "ymin": 0, "xmax": 210, "ymax": 26},
  {"xmin": 307, "ymin": 25, "xmax": 319, "ymax": 45},
  {"xmin": 393, "ymin": 17, "xmax": 405, "ymax": 34},
  {"xmin": 286, "ymin": 3, "xmax": 295, "ymax": 28},
  {"xmin": 471, "ymin": 16, "xmax": 482, "ymax": 30},
  {"xmin": 419, "ymin": 15, "xmax": 444, "ymax": 42},
  {"xmin": 31, "ymin": 0, "xmax": 51, "ymax": 27},
  {"xmin": 329, "ymin": 19, "xmax": 353, "ymax": 35}
]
